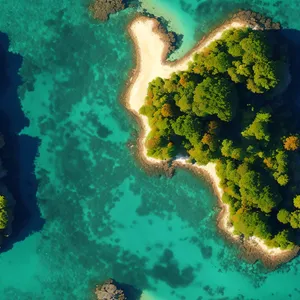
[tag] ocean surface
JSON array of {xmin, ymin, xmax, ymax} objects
[{"xmin": 0, "ymin": 0, "xmax": 300, "ymax": 299}]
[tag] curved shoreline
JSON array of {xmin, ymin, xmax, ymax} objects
[{"xmin": 123, "ymin": 15, "xmax": 299, "ymax": 268}]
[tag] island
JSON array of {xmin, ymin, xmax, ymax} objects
[
  {"xmin": 125, "ymin": 12, "xmax": 300, "ymax": 267},
  {"xmin": 95, "ymin": 279, "xmax": 126, "ymax": 300}
]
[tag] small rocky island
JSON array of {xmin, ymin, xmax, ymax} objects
[{"xmin": 95, "ymin": 279, "xmax": 126, "ymax": 300}]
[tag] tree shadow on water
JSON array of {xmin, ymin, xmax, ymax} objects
[
  {"xmin": 281, "ymin": 29, "xmax": 300, "ymax": 112},
  {"xmin": 0, "ymin": 32, "xmax": 44, "ymax": 252}
]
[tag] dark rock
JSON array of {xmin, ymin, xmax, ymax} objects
[
  {"xmin": 95, "ymin": 279, "xmax": 126, "ymax": 300},
  {"xmin": 89, "ymin": 0, "xmax": 127, "ymax": 22},
  {"xmin": 232, "ymin": 10, "xmax": 281, "ymax": 31}
]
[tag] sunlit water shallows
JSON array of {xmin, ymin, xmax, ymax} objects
[{"xmin": 0, "ymin": 0, "xmax": 300, "ymax": 299}]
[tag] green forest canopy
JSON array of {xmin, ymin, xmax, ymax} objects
[{"xmin": 140, "ymin": 27, "xmax": 300, "ymax": 249}]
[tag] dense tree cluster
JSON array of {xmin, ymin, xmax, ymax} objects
[{"xmin": 140, "ymin": 27, "xmax": 300, "ymax": 249}]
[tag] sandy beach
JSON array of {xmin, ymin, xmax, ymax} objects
[{"xmin": 125, "ymin": 16, "xmax": 298, "ymax": 267}]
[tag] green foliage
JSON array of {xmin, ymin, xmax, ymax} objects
[
  {"xmin": 145, "ymin": 130, "xmax": 175, "ymax": 160},
  {"xmin": 161, "ymin": 103, "xmax": 175, "ymax": 117},
  {"xmin": 252, "ymin": 61, "xmax": 279, "ymax": 92},
  {"xmin": 221, "ymin": 139, "xmax": 244, "ymax": 161},
  {"xmin": 277, "ymin": 174, "xmax": 289, "ymax": 186},
  {"xmin": 242, "ymin": 112, "xmax": 271, "ymax": 142},
  {"xmin": 232, "ymin": 208, "xmax": 271, "ymax": 239},
  {"xmin": 289, "ymin": 210, "xmax": 300, "ymax": 229},
  {"xmin": 193, "ymin": 77, "xmax": 237, "ymax": 121},
  {"xmin": 239, "ymin": 170, "xmax": 281, "ymax": 213},
  {"xmin": 0, "ymin": 195, "xmax": 7, "ymax": 210},
  {"xmin": 277, "ymin": 209, "xmax": 290, "ymax": 224},
  {"xmin": 204, "ymin": 51, "xmax": 231, "ymax": 74},
  {"xmin": 140, "ymin": 26, "xmax": 296, "ymax": 248},
  {"xmin": 172, "ymin": 115, "xmax": 202, "ymax": 142},
  {"xmin": 0, "ymin": 195, "xmax": 8, "ymax": 230},
  {"xmin": 228, "ymin": 67, "xmax": 243, "ymax": 83},
  {"xmin": 293, "ymin": 195, "xmax": 300, "ymax": 209},
  {"xmin": 263, "ymin": 150, "xmax": 289, "ymax": 186},
  {"xmin": 201, "ymin": 133, "xmax": 218, "ymax": 152},
  {"xmin": 269, "ymin": 230, "xmax": 295, "ymax": 250},
  {"xmin": 0, "ymin": 209, "xmax": 8, "ymax": 230},
  {"xmin": 188, "ymin": 143, "xmax": 213, "ymax": 165}
]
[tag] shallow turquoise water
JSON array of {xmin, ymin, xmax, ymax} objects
[{"xmin": 0, "ymin": 0, "xmax": 300, "ymax": 299}]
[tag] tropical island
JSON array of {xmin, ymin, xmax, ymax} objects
[{"xmin": 126, "ymin": 13, "xmax": 300, "ymax": 266}]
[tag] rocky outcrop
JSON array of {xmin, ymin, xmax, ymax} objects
[
  {"xmin": 95, "ymin": 279, "xmax": 126, "ymax": 300},
  {"xmin": 232, "ymin": 10, "xmax": 281, "ymax": 30},
  {"xmin": 89, "ymin": 0, "xmax": 129, "ymax": 22}
]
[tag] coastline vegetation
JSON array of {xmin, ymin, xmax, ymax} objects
[{"xmin": 140, "ymin": 27, "xmax": 300, "ymax": 249}]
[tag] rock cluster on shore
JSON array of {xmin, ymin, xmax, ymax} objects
[
  {"xmin": 233, "ymin": 10, "xmax": 281, "ymax": 30},
  {"xmin": 156, "ymin": 23, "xmax": 180, "ymax": 54},
  {"xmin": 95, "ymin": 279, "xmax": 126, "ymax": 300}
]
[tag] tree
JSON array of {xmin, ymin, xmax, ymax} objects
[
  {"xmin": 271, "ymin": 230, "xmax": 294, "ymax": 249},
  {"xmin": 172, "ymin": 115, "xmax": 203, "ymax": 142},
  {"xmin": 277, "ymin": 174, "xmax": 289, "ymax": 186},
  {"xmin": 224, "ymin": 181, "xmax": 241, "ymax": 200},
  {"xmin": 188, "ymin": 143, "xmax": 214, "ymax": 165},
  {"xmin": 207, "ymin": 120, "xmax": 220, "ymax": 135},
  {"xmin": 0, "ymin": 195, "xmax": 7, "ymax": 210},
  {"xmin": 242, "ymin": 112, "xmax": 271, "ymax": 142},
  {"xmin": 289, "ymin": 210, "xmax": 300, "ymax": 229},
  {"xmin": 240, "ymin": 31, "xmax": 270, "ymax": 63},
  {"xmin": 293, "ymin": 195, "xmax": 300, "ymax": 209},
  {"xmin": 284, "ymin": 136, "xmax": 300, "ymax": 151},
  {"xmin": 176, "ymin": 81, "xmax": 196, "ymax": 113},
  {"xmin": 239, "ymin": 170, "xmax": 281, "ymax": 213},
  {"xmin": 277, "ymin": 209, "xmax": 290, "ymax": 224},
  {"xmin": 204, "ymin": 52, "xmax": 231, "ymax": 74},
  {"xmin": 139, "ymin": 104, "xmax": 155, "ymax": 118},
  {"xmin": 0, "ymin": 209, "xmax": 8, "ymax": 230},
  {"xmin": 228, "ymin": 67, "xmax": 243, "ymax": 83},
  {"xmin": 161, "ymin": 103, "xmax": 175, "ymax": 117},
  {"xmin": 145, "ymin": 131, "xmax": 174, "ymax": 160},
  {"xmin": 228, "ymin": 43, "xmax": 245, "ymax": 57},
  {"xmin": 247, "ymin": 78, "xmax": 264, "ymax": 94},
  {"xmin": 193, "ymin": 77, "xmax": 238, "ymax": 122},
  {"xmin": 253, "ymin": 61, "xmax": 279, "ymax": 92},
  {"xmin": 232, "ymin": 208, "xmax": 271, "ymax": 239},
  {"xmin": 201, "ymin": 133, "xmax": 218, "ymax": 152},
  {"xmin": 221, "ymin": 139, "xmax": 244, "ymax": 161}
]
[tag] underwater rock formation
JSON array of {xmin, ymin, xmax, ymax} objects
[
  {"xmin": 89, "ymin": 0, "xmax": 128, "ymax": 21},
  {"xmin": 95, "ymin": 279, "xmax": 126, "ymax": 300}
]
